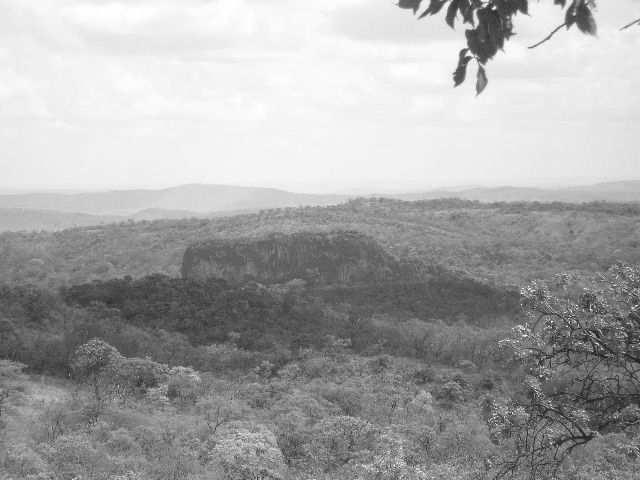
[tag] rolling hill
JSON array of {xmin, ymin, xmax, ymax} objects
[
  {"xmin": 0, "ymin": 208, "xmax": 123, "ymax": 232},
  {"xmin": 0, "ymin": 184, "xmax": 348, "ymax": 217},
  {"xmin": 1, "ymin": 198, "xmax": 639, "ymax": 289},
  {"xmin": 2, "ymin": 181, "xmax": 639, "ymax": 233},
  {"xmin": 398, "ymin": 180, "xmax": 640, "ymax": 203}
]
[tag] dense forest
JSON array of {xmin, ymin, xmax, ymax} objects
[{"xmin": 1, "ymin": 199, "xmax": 639, "ymax": 479}]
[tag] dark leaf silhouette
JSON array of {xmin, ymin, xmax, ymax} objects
[
  {"xmin": 398, "ymin": 0, "xmax": 423, "ymax": 14},
  {"xmin": 575, "ymin": 2, "xmax": 597, "ymax": 35},
  {"xmin": 419, "ymin": 0, "xmax": 449, "ymax": 19},
  {"xmin": 453, "ymin": 48, "xmax": 473, "ymax": 86},
  {"xmin": 476, "ymin": 64, "xmax": 488, "ymax": 95},
  {"xmin": 445, "ymin": 0, "xmax": 461, "ymax": 28}
]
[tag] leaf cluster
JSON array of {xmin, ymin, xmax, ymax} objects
[{"xmin": 399, "ymin": 0, "xmax": 601, "ymax": 93}]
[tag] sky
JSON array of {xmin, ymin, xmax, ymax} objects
[{"xmin": 1, "ymin": 0, "xmax": 639, "ymax": 193}]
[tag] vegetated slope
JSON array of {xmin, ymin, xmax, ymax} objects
[
  {"xmin": 61, "ymin": 275, "xmax": 323, "ymax": 348},
  {"xmin": 61, "ymin": 272, "xmax": 516, "ymax": 347},
  {"xmin": 180, "ymin": 230, "xmax": 518, "ymax": 324},
  {"xmin": 0, "ymin": 208, "xmax": 123, "ymax": 232},
  {"xmin": 1, "ymin": 198, "xmax": 639, "ymax": 288},
  {"xmin": 311, "ymin": 275, "xmax": 517, "ymax": 323},
  {"xmin": 0, "ymin": 207, "xmax": 261, "ymax": 233},
  {"xmin": 0, "ymin": 183, "xmax": 348, "ymax": 216}
]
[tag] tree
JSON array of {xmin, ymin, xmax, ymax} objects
[
  {"xmin": 398, "ymin": 0, "xmax": 639, "ymax": 94},
  {"xmin": 308, "ymin": 415, "xmax": 378, "ymax": 470},
  {"xmin": 210, "ymin": 422, "xmax": 287, "ymax": 480},
  {"xmin": 70, "ymin": 339, "xmax": 123, "ymax": 405},
  {"xmin": 493, "ymin": 263, "xmax": 640, "ymax": 478}
]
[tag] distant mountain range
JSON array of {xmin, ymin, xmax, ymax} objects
[
  {"xmin": 395, "ymin": 180, "xmax": 640, "ymax": 203},
  {"xmin": 0, "ymin": 184, "xmax": 347, "ymax": 216},
  {"xmin": 0, "ymin": 181, "xmax": 638, "ymax": 232}
]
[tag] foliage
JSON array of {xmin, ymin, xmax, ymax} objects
[
  {"xmin": 166, "ymin": 366, "xmax": 202, "ymax": 405},
  {"xmin": 71, "ymin": 340, "xmax": 171, "ymax": 408},
  {"xmin": 1, "ymin": 336, "xmax": 638, "ymax": 480},
  {"xmin": 210, "ymin": 422, "xmax": 287, "ymax": 480},
  {"xmin": 71, "ymin": 339, "xmax": 124, "ymax": 405},
  {"xmin": 1, "ymin": 201, "xmax": 640, "ymax": 479},
  {"xmin": 495, "ymin": 263, "xmax": 640, "ymax": 477},
  {"xmin": 308, "ymin": 415, "xmax": 378, "ymax": 469},
  {"xmin": 398, "ymin": 0, "xmax": 615, "ymax": 93}
]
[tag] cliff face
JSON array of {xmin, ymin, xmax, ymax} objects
[{"xmin": 181, "ymin": 231, "xmax": 401, "ymax": 285}]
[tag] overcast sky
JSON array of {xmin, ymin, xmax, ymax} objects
[{"xmin": 1, "ymin": 0, "xmax": 639, "ymax": 193}]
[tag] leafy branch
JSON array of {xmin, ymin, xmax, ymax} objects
[
  {"xmin": 398, "ymin": 0, "xmax": 636, "ymax": 94},
  {"xmin": 528, "ymin": 23, "xmax": 567, "ymax": 49}
]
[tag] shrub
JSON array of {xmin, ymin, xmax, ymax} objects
[
  {"xmin": 105, "ymin": 428, "xmax": 142, "ymax": 456},
  {"xmin": 317, "ymin": 384, "xmax": 362, "ymax": 416},
  {"xmin": 115, "ymin": 357, "xmax": 168, "ymax": 397},
  {"xmin": 44, "ymin": 432, "xmax": 116, "ymax": 479},
  {"xmin": 437, "ymin": 381, "xmax": 465, "ymax": 406},
  {"xmin": 70, "ymin": 339, "xmax": 122, "ymax": 381},
  {"xmin": 210, "ymin": 422, "xmax": 287, "ymax": 480},
  {"xmin": 412, "ymin": 366, "xmax": 437, "ymax": 385},
  {"xmin": 254, "ymin": 360, "xmax": 276, "ymax": 380},
  {"xmin": 368, "ymin": 354, "xmax": 393, "ymax": 374},
  {"xmin": 70, "ymin": 339, "xmax": 123, "ymax": 405},
  {"xmin": 34, "ymin": 399, "xmax": 84, "ymax": 443},
  {"xmin": 196, "ymin": 343, "xmax": 259, "ymax": 372},
  {"xmin": 166, "ymin": 366, "xmax": 202, "ymax": 405},
  {"xmin": 308, "ymin": 415, "xmax": 378, "ymax": 470},
  {"xmin": 300, "ymin": 356, "xmax": 334, "ymax": 379},
  {"xmin": 458, "ymin": 360, "xmax": 477, "ymax": 371},
  {"xmin": 195, "ymin": 394, "xmax": 246, "ymax": 436},
  {"xmin": 3, "ymin": 443, "xmax": 48, "ymax": 477}
]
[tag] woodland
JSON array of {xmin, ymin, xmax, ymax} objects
[{"xmin": 1, "ymin": 198, "xmax": 639, "ymax": 479}]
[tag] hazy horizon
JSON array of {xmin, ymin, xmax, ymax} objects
[{"xmin": 1, "ymin": 176, "xmax": 639, "ymax": 197}]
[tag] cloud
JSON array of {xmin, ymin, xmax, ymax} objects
[{"xmin": 0, "ymin": 0, "xmax": 638, "ymax": 191}]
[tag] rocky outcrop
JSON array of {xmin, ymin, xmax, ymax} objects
[{"xmin": 181, "ymin": 231, "xmax": 402, "ymax": 285}]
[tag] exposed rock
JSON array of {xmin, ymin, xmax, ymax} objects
[{"xmin": 181, "ymin": 231, "xmax": 402, "ymax": 285}]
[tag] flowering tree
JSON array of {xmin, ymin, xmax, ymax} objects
[
  {"xmin": 70, "ymin": 339, "xmax": 123, "ymax": 404},
  {"xmin": 210, "ymin": 422, "xmax": 286, "ymax": 480},
  {"xmin": 494, "ymin": 263, "xmax": 640, "ymax": 477},
  {"xmin": 308, "ymin": 415, "xmax": 378, "ymax": 470},
  {"xmin": 71, "ymin": 339, "xmax": 169, "ymax": 405}
]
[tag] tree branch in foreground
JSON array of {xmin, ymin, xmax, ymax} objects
[
  {"xmin": 620, "ymin": 17, "xmax": 640, "ymax": 31},
  {"xmin": 528, "ymin": 23, "xmax": 568, "ymax": 49}
]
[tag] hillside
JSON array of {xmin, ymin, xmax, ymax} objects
[
  {"xmin": 0, "ymin": 208, "xmax": 123, "ymax": 232},
  {"xmin": 0, "ymin": 207, "xmax": 265, "ymax": 233},
  {"xmin": 0, "ymin": 184, "xmax": 348, "ymax": 216},
  {"xmin": 3, "ymin": 181, "xmax": 639, "ymax": 233},
  {"xmin": 1, "ymin": 198, "xmax": 639, "ymax": 288},
  {"xmin": 2, "ymin": 199, "xmax": 638, "ymax": 480}
]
